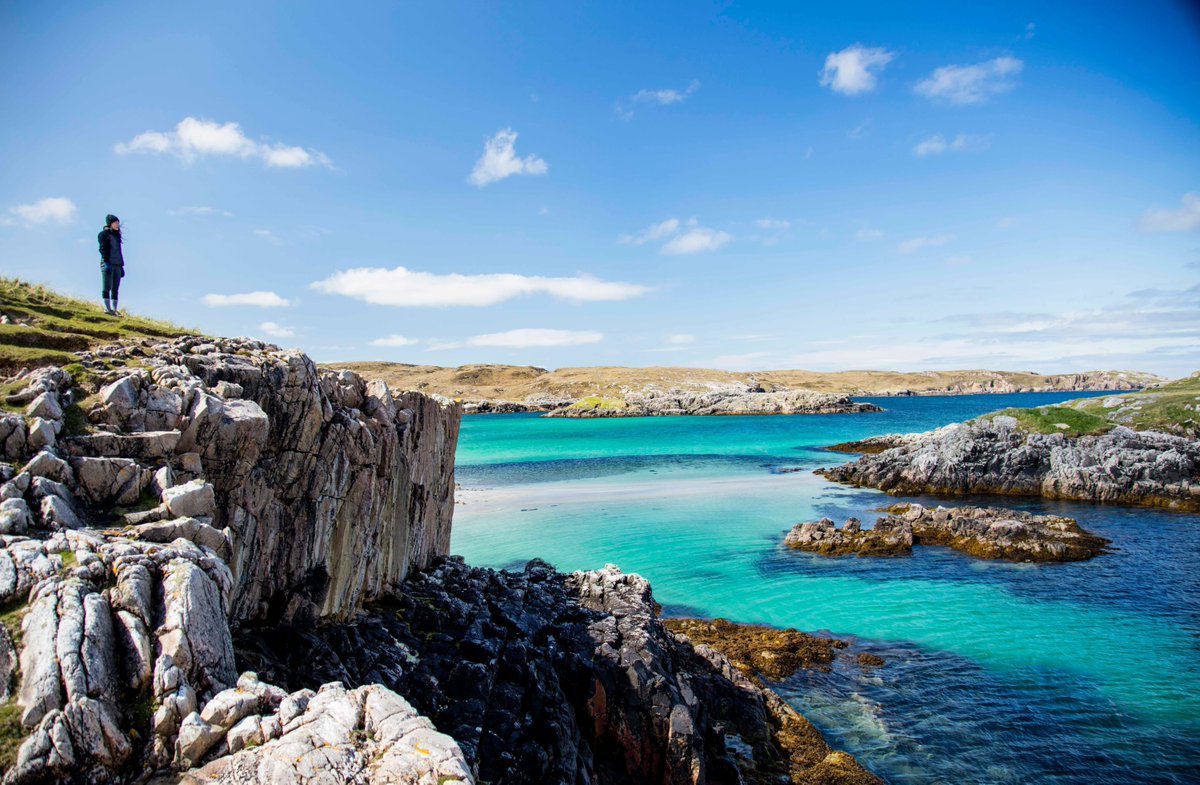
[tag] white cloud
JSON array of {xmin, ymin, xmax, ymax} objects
[
  {"xmin": 663, "ymin": 223, "xmax": 733, "ymax": 255},
  {"xmin": 855, "ymin": 226, "xmax": 884, "ymax": 241},
  {"xmin": 619, "ymin": 218, "xmax": 681, "ymax": 245},
  {"xmin": 620, "ymin": 217, "xmax": 732, "ymax": 255},
  {"xmin": 369, "ymin": 334, "xmax": 419, "ymax": 347},
  {"xmin": 168, "ymin": 206, "xmax": 233, "ymax": 217},
  {"xmin": 666, "ymin": 334, "xmax": 695, "ymax": 345},
  {"xmin": 258, "ymin": 321, "xmax": 295, "ymax": 339},
  {"xmin": 115, "ymin": 117, "xmax": 332, "ymax": 168},
  {"xmin": 433, "ymin": 328, "xmax": 604, "ymax": 350},
  {"xmin": 914, "ymin": 57, "xmax": 1023, "ymax": 105},
  {"xmin": 896, "ymin": 234, "xmax": 954, "ymax": 254},
  {"xmin": 755, "ymin": 218, "xmax": 791, "ymax": 230},
  {"xmin": 819, "ymin": 45, "xmax": 895, "ymax": 96},
  {"xmin": 468, "ymin": 128, "xmax": 548, "ymax": 187},
  {"xmin": 311, "ymin": 266, "xmax": 649, "ymax": 307},
  {"xmin": 633, "ymin": 80, "xmax": 700, "ymax": 105},
  {"xmin": 1139, "ymin": 193, "xmax": 1200, "ymax": 233},
  {"xmin": 1023, "ymin": 22, "xmax": 1036, "ymax": 40},
  {"xmin": 7, "ymin": 197, "xmax": 77, "ymax": 226},
  {"xmin": 202, "ymin": 291, "xmax": 291, "ymax": 307},
  {"xmin": 912, "ymin": 133, "xmax": 990, "ymax": 157},
  {"xmin": 254, "ymin": 228, "xmax": 283, "ymax": 245}
]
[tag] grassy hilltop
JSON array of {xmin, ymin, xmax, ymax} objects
[{"xmin": 0, "ymin": 279, "xmax": 193, "ymax": 372}]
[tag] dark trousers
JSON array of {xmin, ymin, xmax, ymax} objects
[{"xmin": 101, "ymin": 264, "xmax": 123, "ymax": 300}]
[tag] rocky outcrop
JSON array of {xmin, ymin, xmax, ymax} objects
[
  {"xmin": 818, "ymin": 417, "xmax": 1200, "ymax": 511},
  {"xmin": 0, "ymin": 336, "xmax": 464, "ymax": 783},
  {"xmin": 824, "ymin": 434, "xmax": 922, "ymax": 454},
  {"xmin": 546, "ymin": 390, "xmax": 882, "ymax": 418},
  {"xmin": 35, "ymin": 336, "xmax": 463, "ymax": 624},
  {"xmin": 234, "ymin": 557, "xmax": 882, "ymax": 785},
  {"xmin": 784, "ymin": 503, "xmax": 1110, "ymax": 562}
]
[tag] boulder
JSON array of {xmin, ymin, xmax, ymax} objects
[{"xmin": 162, "ymin": 480, "xmax": 216, "ymax": 519}]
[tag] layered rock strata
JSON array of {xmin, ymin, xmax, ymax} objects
[
  {"xmin": 817, "ymin": 417, "xmax": 1200, "ymax": 511},
  {"xmin": 784, "ymin": 503, "xmax": 1110, "ymax": 562}
]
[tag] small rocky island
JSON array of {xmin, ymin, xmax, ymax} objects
[
  {"xmin": 817, "ymin": 382, "xmax": 1200, "ymax": 511},
  {"xmin": 784, "ymin": 503, "xmax": 1110, "ymax": 562}
]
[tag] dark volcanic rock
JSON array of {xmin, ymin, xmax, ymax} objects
[
  {"xmin": 785, "ymin": 503, "xmax": 1110, "ymax": 562},
  {"xmin": 234, "ymin": 557, "xmax": 882, "ymax": 785},
  {"xmin": 817, "ymin": 417, "xmax": 1200, "ymax": 511}
]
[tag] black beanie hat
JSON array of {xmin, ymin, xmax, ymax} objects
[{"xmin": 105, "ymin": 214, "xmax": 119, "ymax": 227}]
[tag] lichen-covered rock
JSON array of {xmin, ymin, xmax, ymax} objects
[{"xmin": 178, "ymin": 682, "xmax": 473, "ymax": 785}]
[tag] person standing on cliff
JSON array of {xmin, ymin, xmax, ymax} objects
[{"xmin": 98, "ymin": 214, "xmax": 124, "ymax": 315}]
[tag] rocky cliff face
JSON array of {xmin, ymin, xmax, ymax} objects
[
  {"xmin": 818, "ymin": 417, "xmax": 1200, "ymax": 511},
  {"xmin": 0, "ymin": 337, "xmax": 464, "ymax": 783}
]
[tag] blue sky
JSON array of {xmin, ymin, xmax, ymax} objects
[{"xmin": 2, "ymin": 1, "xmax": 1198, "ymax": 377}]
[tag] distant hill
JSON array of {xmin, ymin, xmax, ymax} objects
[{"xmin": 323, "ymin": 362, "xmax": 1164, "ymax": 411}]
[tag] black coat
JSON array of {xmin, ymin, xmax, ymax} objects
[{"xmin": 98, "ymin": 228, "xmax": 124, "ymax": 267}]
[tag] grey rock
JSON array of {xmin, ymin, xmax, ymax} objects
[
  {"xmin": 162, "ymin": 480, "xmax": 216, "ymax": 519},
  {"xmin": 0, "ymin": 498, "xmax": 31, "ymax": 535},
  {"xmin": 26, "ymin": 418, "xmax": 57, "ymax": 452},
  {"xmin": 25, "ymin": 392, "xmax": 63, "ymax": 422}
]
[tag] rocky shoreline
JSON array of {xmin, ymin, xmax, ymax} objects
[
  {"xmin": 0, "ymin": 336, "xmax": 881, "ymax": 784},
  {"xmin": 784, "ymin": 503, "xmax": 1110, "ymax": 562},
  {"xmin": 544, "ymin": 389, "xmax": 883, "ymax": 418},
  {"xmin": 818, "ymin": 416, "xmax": 1200, "ymax": 511}
]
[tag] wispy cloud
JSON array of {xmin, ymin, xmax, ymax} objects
[
  {"xmin": 856, "ymin": 226, "xmax": 884, "ymax": 241},
  {"xmin": 5, "ymin": 197, "xmax": 77, "ymax": 226},
  {"xmin": 431, "ymin": 328, "xmax": 604, "ymax": 350},
  {"xmin": 116, "ymin": 117, "xmax": 332, "ymax": 168},
  {"xmin": 169, "ymin": 206, "xmax": 233, "ymax": 217},
  {"xmin": 1022, "ymin": 22, "xmax": 1036, "ymax": 40},
  {"xmin": 819, "ymin": 45, "xmax": 895, "ymax": 96},
  {"xmin": 896, "ymin": 234, "xmax": 954, "ymax": 254},
  {"xmin": 311, "ymin": 266, "xmax": 649, "ymax": 307},
  {"xmin": 912, "ymin": 133, "xmax": 991, "ymax": 157},
  {"xmin": 621, "ymin": 217, "xmax": 732, "ymax": 255},
  {"xmin": 1139, "ymin": 192, "xmax": 1200, "ymax": 233},
  {"xmin": 847, "ymin": 119, "xmax": 873, "ymax": 139},
  {"xmin": 258, "ymin": 321, "xmax": 295, "ymax": 339},
  {"xmin": 755, "ymin": 218, "xmax": 791, "ymax": 230},
  {"xmin": 369, "ymin": 334, "xmax": 419, "ymax": 347},
  {"xmin": 619, "ymin": 219, "xmax": 681, "ymax": 245},
  {"xmin": 666, "ymin": 334, "xmax": 696, "ymax": 345},
  {"xmin": 617, "ymin": 80, "xmax": 700, "ymax": 119},
  {"xmin": 202, "ymin": 291, "xmax": 292, "ymax": 307},
  {"xmin": 914, "ymin": 57, "xmax": 1023, "ymax": 105},
  {"xmin": 468, "ymin": 128, "xmax": 548, "ymax": 187},
  {"xmin": 254, "ymin": 228, "xmax": 283, "ymax": 245}
]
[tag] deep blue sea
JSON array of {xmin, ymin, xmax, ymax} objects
[{"xmin": 449, "ymin": 392, "xmax": 1200, "ymax": 784}]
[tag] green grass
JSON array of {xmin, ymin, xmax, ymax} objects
[
  {"xmin": 978, "ymin": 371, "xmax": 1200, "ymax": 438},
  {"xmin": 565, "ymin": 395, "xmax": 629, "ymax": 411},
  {"xmin": 0, "ymin": 700, "xmax": 23, "ymax": 774},
  {"xmin": 0, "ymin": 278, "xmax": 195, "ymax": 373},
  {"xmin": 981, "ymin": 405, "xmax": 1114, "ymax": 437}
]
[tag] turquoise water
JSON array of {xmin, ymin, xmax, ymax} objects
[{"xmin": 449, "ymin": 393, "xmax": 1200, "ymax": 784}]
